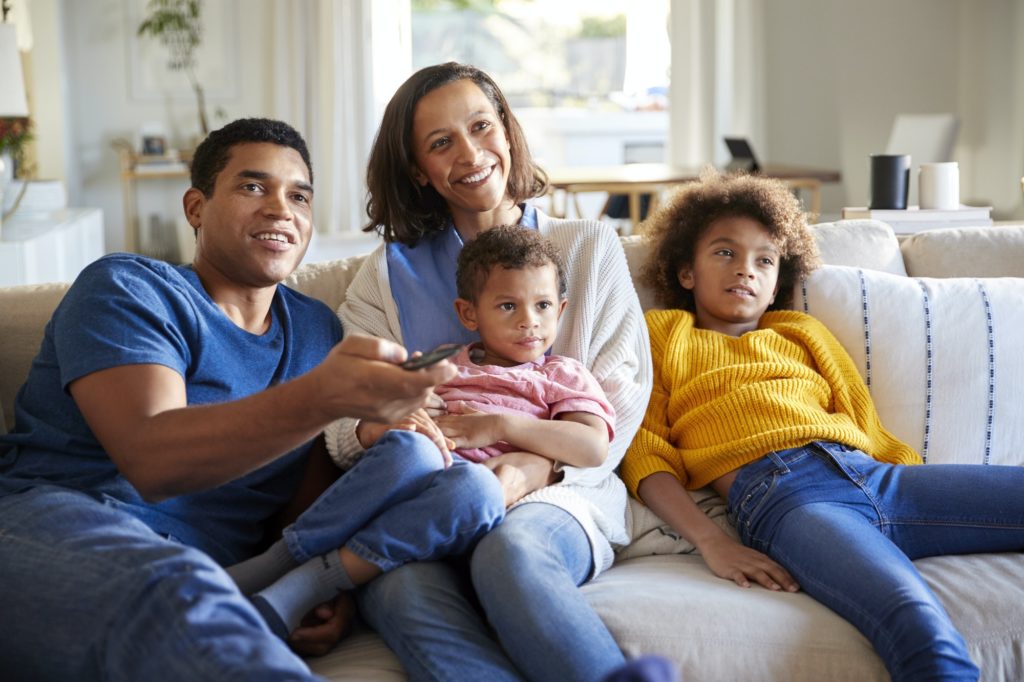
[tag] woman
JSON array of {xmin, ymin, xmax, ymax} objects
[{"xmin": 324, "ymin": 62, "xmax": 652, "ymax": 682}]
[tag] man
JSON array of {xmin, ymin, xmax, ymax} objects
[{"xmin": 0, "ymin": 118, "xmax": 455, "ymax": 680}]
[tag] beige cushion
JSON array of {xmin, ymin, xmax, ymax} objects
[
  {"xmin": 620, "ymin": 235, "xmax": 658, "ymax": 311},
  {"xmin": 811, "ymin": 219, "xmax": 907, "ymax": 275},
  {"xmin": 900, "ymin": 224, "xmax": 1024, "ymax": 277},
  {"xmin": 0, "ymin": 282, "xmax": 70, "ymax": 434},
  {"xmin": 285, "ymin": 255, "xmax": 369, "ymax": 313},
  {"xmin": 798, "ymin": 265, "xmax": 1024, "ymax": 466},
  {"xmin": 581, "ymin": 553, "xmax": 1024, "ymax": 682},
  {"xmin": 307, "ymin": 551, "xmax": 1024, "ymax": 682},
  {"xmin": 307, "ymin": 628, "xmax": 406, "ymax": 681}
]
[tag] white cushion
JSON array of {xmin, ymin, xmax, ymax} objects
[
  {"xmin": 583, "ymin": 552, "xmax": 1024, "ymax": 682},
  {"xmin": 811, "ymin": 219, "xmax": 907, "ymax": 276},
  {"xmin": 797, "ymin": 265, "xmax": 1024, "ymax": 466},
  {"xmin": 900, "ymin": 224, "xmax": 1024, "ymax": 278}
]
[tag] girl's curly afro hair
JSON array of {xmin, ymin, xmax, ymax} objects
[{"xmin": 640, "ymin": 170, "xmax": 821, "ymax": 312}]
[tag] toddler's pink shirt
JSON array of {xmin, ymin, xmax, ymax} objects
[{"xmin": 437, "ymin": 345, "xmax": 616, "ymax": 462}]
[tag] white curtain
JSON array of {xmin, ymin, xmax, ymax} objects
[
  {"xmin": 667, "ymin": 0, "xmax": 764, "ymax": 168},
  {"xmin": 270, "ymin": 0, "xmax": 410, "ymax": 235}
]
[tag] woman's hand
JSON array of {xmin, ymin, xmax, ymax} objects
[
  {"xmin": 482, "ymin": 450, "xmax": 561, "ymax": 507},
  {"xmin": 287, "ymin": 593, "xmax": 356, "ymax": 657},
  {"xmin": 698, "ymin": 534, "xmax": 800, "ymax": 592}
]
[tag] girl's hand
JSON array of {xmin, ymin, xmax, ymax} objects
[
  {"xmin": 435, "ymin": 403, "xmax": 504, "ymax": 449},
  {"xmin": 699, "ymin": 534, "xmax": 800, "ymax": 592}
]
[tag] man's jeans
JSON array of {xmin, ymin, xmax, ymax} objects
[
  {"xmin": 283, "ymin": 429, "xmax": 505, "ymax": 571},
  {"xmin": 0, "ymin": 485, "xmax": 318, "ymax": 681},
  {"xmin": 358, "ymin": 501, "xmax": 626, "ymax": 682},
  {"xmin": 728, "ymin": 441, "xmax": 1024, "ymax": 682}
]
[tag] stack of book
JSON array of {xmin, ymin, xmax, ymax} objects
[
  {"xmin": 133, "ymin": 152, "xmax": 189, "ymax": 175},
  {"xmin": 840, "ymin": 205, "xmax": 992, "ymax": 234}
]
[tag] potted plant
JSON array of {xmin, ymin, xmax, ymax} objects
[
  {"xmin": 137, "ymin": 0, "xmax": 209, "ymax": 136},
  {"xmin": 0, "ymin": 116, "xmax": 31, "ymax": 181}
]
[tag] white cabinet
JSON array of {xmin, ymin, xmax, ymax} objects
[{"xmin": 0, "ymin": 208, "xmax": 105, "ymax": 286}]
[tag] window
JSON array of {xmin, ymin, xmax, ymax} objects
[{"xmin": 411, "ymin": 0, "xmax": 669, "ymax": 112}]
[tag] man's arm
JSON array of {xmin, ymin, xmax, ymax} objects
[{"xmin": 70, "ymin": 334, "xmax": 455, "ymax": 502}]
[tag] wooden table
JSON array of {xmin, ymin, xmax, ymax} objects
[
  {"xmin": 545, "ymin": 163, "xmax": 842, "ymax": 226},
  {"xmin": 117, "ymin": 149, "xmax": 190, "ymax": 253}
]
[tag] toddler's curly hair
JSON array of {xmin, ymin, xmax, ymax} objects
[
  {"xmin": 640, "ymin": 170, "xmax": 821, "ymax": 311},
  {"xmin": 456, "ymin": 225, "xmax": 567, "ymax": 302}
]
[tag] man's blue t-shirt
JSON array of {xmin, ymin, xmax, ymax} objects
[{"xmin": 0, "ymin": 254, "xmax": 342, "ymax": 565}]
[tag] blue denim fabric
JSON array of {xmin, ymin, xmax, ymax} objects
[
  {"xmin": 727, "ymin": 441, "xmax": 1024, "ymax": 682},
  {"xmin": 357, "ymin": 502, "xmax": 624, "ymax": 682},
  {"xmin": 283, "ymin": 430, "xmax": 505, "ymax": 571},
  {"xmin": 0, "ymin": 486, "xmax": 319, "ymax": 681}
]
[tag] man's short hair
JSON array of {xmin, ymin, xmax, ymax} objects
[
  {"xmin": 456, "ymin": 226, "xmax": 567, "ymax": 302},
  {"xmin": 190, "ymin": 118, "xmax": 313, "ymax": 197}
]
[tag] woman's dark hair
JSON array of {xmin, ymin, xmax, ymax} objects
[
  {"xmin": 641, "ymin": 170, "xmax": 820, "ymax": 311},
  {"xmin": 365, "ymin": 62, "xmax": 548, "ymax": 245},
  {"xmin": 190, "ymin": 118, "xmax": 313, "ymax": 197},
  {"xmin": 456, "ymin": 226, "xmax": 566, "ymax": 303}
]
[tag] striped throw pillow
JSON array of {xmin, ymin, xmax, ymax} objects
[{"xmin": 796, "ymin": 265, "xmax": 1024, "ymax": 466}]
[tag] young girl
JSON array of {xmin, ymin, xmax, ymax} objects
[
  {"xmin": 622, "ymin": 171, "xmax": 1024, "ymax": 681},
  {"xmin": 436, "ymin": 226, "xmax": 616, "ymax": 506}
]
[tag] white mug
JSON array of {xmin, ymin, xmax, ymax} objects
[{"xmin": 919, "ymin": 162, "xmax": 959, "ymax": 210}]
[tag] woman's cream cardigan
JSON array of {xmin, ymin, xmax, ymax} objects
[{"xmin": 324, "ymin": 210, "xmax": 652, "ymax": 576}]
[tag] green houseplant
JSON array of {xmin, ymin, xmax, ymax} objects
[{"xmin": 137, "ymin": 0, "xmax": 209, "ymax": 136}]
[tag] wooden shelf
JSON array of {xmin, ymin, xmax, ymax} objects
[{"xmin": 117, "ymin": 149, "xmax": 190, "ymax": 253}]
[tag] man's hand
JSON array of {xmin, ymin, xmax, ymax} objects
[
  {"xmin": 315, "ymin": 334, "xmax": 457, "ymax": 425},
  {"xmin": 288, "ymin": 593, "xmax": 356, "ymax": 658},
  {"xmin": 482, "ymin": 450, "xmax": 561, "ymax": 507}
]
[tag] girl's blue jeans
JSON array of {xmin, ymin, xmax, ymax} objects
[
  {"xmin": 283, "ymin": 429, "xmax": 505, "ymax": 572},
  {"xmin": 727, "ymin": 441, "xmax": 1024, "ymax": 682}
]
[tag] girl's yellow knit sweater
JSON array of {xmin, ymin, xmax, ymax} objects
[{"xmin": 621, "ymin": 309, "xmax": 921, "ymax": 495}]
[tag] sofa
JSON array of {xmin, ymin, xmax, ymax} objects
[{"xmin": 2, "ymin": 219, "xmax": 1023, "ymax": 681}]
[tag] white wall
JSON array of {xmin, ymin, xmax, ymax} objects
[
  {"xmin": 59, "ymin": 0, "xmax": 275, "ymax": 252},
  {"xmin": 761, "ymin": 0, "xmax": 1024, "ymax": 219},
  {"xmin": 39, "ymin": 0, "xmax": 1024, "ymax": 248}
]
